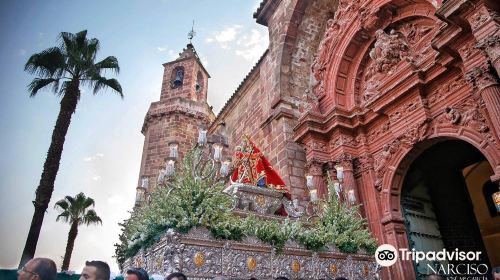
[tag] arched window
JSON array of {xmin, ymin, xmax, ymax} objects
[
  {"xmin": 196, "ymin": 71, "xmax": 203, "ymax": 93},
  {"xmin": 483, "ymin": 180, "xmax": 500, "ymax": 217},
  {"xmin": 171, "ymin": 66, "xmax": 184, "ymax": 88}
]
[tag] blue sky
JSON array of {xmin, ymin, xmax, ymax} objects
[{"xmin": 0, "ymin": 0, "xmax": 268, "ymax": 273}]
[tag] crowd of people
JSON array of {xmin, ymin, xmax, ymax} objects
[{"xmin": 15, "ymin": 257, "xmax": 500, "ymax": 280}]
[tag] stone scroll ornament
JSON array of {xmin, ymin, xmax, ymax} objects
[{"xmin": 229, "ymin": 136, "xmax": 292, "ymax": 215}]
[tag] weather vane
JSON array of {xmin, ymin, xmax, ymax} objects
[{"xmin": 188, "ymin": 20, "xmax": 196, "ymax": 43}]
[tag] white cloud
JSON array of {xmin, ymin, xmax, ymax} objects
[
  {"xmin": 107, "ymin": 195, "xmax": 124, "ymax": 205},
  {"xmin": 234, "ymin": 29, "xmax": 267, "ymax": 62},
  {"xmin": 214, "ymin": 25, "xmax": 242, "ymax": 43},
  {"xmin": 157, "ymin": 47, "xmax": 177, "ymax": 59},
  {"xmin": 199, "ymin": 54, "xmax": 209, "ymax": 67},
  {"xmin": 206, "ymin": 26, "xmax": 267, "ymax": 63},
  {"xmin": 92, "ymin": 176, "xmax": 101, "ymax": 181},
  {"xmin": 83, "ymin": 153, "xmax": 104, "ymax": 162}
]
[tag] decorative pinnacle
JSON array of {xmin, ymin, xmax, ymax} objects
[{"xmin": 188, "ymin": 20, "xmax": 196, "ymax": 43}]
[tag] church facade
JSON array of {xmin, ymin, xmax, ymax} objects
[{"xmin": 136, "ymin": 0, "xmax": 500, "ymax": 279}]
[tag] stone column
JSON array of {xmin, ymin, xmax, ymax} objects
[
  {"xmin": 466, "ymin": 64, "xmax": 500, "ymax": 139},
  {"xmin": 306, "ymin": 160, "xmax": 327, "ymax": 199},
  {"xmin": 338, "ymin": 153, "xmax": 359, "ymax": 204}
]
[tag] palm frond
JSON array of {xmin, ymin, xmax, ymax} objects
[
  {"xmin": 91, "ymin": 75, "xmax": 123, "ymax": 98},
  {"xmin": 54, "ymin": 199, "xmax": 69, "ymax": 210},
  {"xmin": 27, "ymin": 78, "xmax": 60, "ymax": 97},
  {"xmin": 24, "ymin": 47, "xmax": 66, "ymax": 78},
  {"xmin": 94, "ymin": 56, "xmax": 119, "ymax": 74},
  {"xmin": 83, "ymin": 197, "xmax": 95, "ymax": 209},
  {"xmin": 82, "ymin": 209, "xmax": 102, "ymax": 226},
  {"xmin": 56, "ymin": 212, "xmax": 70, "ymax": 223}
]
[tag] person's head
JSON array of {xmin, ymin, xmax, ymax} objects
[
  {"xmin": 80, "ymin": 261, "xmax": 110, "ymax": 280},
  {"xmin": 125, "ymin": 268, "xmax": 149, "ymax": 280},
  {"xmin": 166, "ymin": 272, "xmax": 187, "ymax": 280},
  {"xmin": 493, "ymin": 266, "xmax": 500, "ymax": 280},
  {"xmin": 18, "ymin": 258, "xmax": 57, "ymax": 280},
  {"xmin": 425, "ymin": 275, "xmax": 444, "ymax": 280}
]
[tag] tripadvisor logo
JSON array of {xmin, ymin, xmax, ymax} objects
[
  {"xmin": 375, "ymin": 244, "xmax": 398, "ymax": 267},
  {"xmin": 374, "ymin": 245, "xmax": 489, "ymax": 277}
]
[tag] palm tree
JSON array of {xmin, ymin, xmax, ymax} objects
[
  {"xmin": 54, "ymin": 192, "xmax": 102, "ymax": 271},
  {"xmin": 20, "ymin": 30, "xmax": 122, "ymax": 267}
]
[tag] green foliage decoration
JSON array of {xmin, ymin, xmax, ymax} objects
[{"xmin": 114, "ymin": 148, "xmax": 377, "ymax": 268}]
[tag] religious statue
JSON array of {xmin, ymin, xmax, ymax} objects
[{"xmin": 230, "ymin": 136, "xmax": 290, "ymax": 195}]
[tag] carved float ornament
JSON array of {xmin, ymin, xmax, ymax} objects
[
  {"xmin": 330, "ymin": 263, "xmax": 339, "ymax": 274},
  {"xmin": 292, "ymin": 259, "xmax": 301, "ymax": 273},
  {"xmin": 193, "ymin": 252, "xmax": 205, "ymax": 267},
  {"xmin": 246, "ymin": 256, "xmax": 257, "ymax": 271}
]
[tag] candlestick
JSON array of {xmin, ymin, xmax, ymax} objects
[
  {"xmin": 213, "ymin": 144, "xmax": 223, "ymax": 161},
  {"xmin": 166, "ymin": 160, "xmax": 175, "ymax": 177},
  {"xmin": 169, "ymin": 143, "xmax": 178, "ymax": 158},
  {"xmin": 336, "ymin": 165, "xmax": 344, "ymax": 182},
  {"xmin": 310, "ymin": 189, "xmax": 318, "ymax": 202},
  {"xmin": 220, "ymin": 160, "xmax": 230, "ymax": 177},
  {"xmin": 306, "ymin": 175, "xmax": 313, "ymax": 189},
  {"xmin": 198, "ymin": 129, "xmax": 207, "ymax": 146},
  {"xmin": 348, "ymin": 189, "xmax": 356, "ymax": 204}
]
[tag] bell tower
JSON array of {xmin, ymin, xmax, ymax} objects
[{"xmin": 135, "ymin": 41, "xmax": 214, "ymax": 206}]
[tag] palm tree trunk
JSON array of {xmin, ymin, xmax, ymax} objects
[
  {"xmin": 61, "ymin": 220, "xmax": 79, "ymax": 271},
  {"xmin": 19, "ymin": 81, "xmax": 80, "ymax": 268}
]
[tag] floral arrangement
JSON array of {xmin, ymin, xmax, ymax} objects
[{"xmin": 114, "ymin": 148, "xmax": 376, "ymax": 268}]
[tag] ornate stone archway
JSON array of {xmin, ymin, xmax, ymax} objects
[{"xmin": 379, "ymin": 127, "xmax": 499, "ymax": 278}]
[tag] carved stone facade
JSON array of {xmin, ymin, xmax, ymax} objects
[{"xmin": 134, "ymin": 0, "xmax": 500, "ymax": 279}]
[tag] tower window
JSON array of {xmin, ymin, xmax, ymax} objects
[
  {"xmin": 171, "ymin": 66, "xmax": 184, "ymax": 88},
  {"xmin": 196, "ymin": 71, "xmax": 203, "ymax": 93}
]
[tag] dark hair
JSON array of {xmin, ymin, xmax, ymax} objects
[
  {"xmin": 31, "ymin": 258, "xmax": 57, "ymax": 280},
  {"xmin": 275, "ymin": 277, "xmax": 289, "ymax": 280},
  {"xmin": 334, "ymin": 278, "xmax": 348, "ymax": 280},
  {"xmin": 166, "ymin": 272, "xmax": 187, "ymax": 280},
  {"xmin": 126, "ymin": 267, "xmax": 149, "ymax": 280},
  {"xmin": 249, "ymin": 278, "xmax": 258, "ymax": 280},
  {"xmin": 86, "ymin": 261, "xmax": 110, "ymax": 280}
]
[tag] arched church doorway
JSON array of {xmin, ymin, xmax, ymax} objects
[{"xmin": 400, "ymin": 140, "xmax": 500, "ymax": 279}]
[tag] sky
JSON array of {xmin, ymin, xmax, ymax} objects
[{"xmin": 0, "ymin": 0, "xmax": 268, "ymax": 273}]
